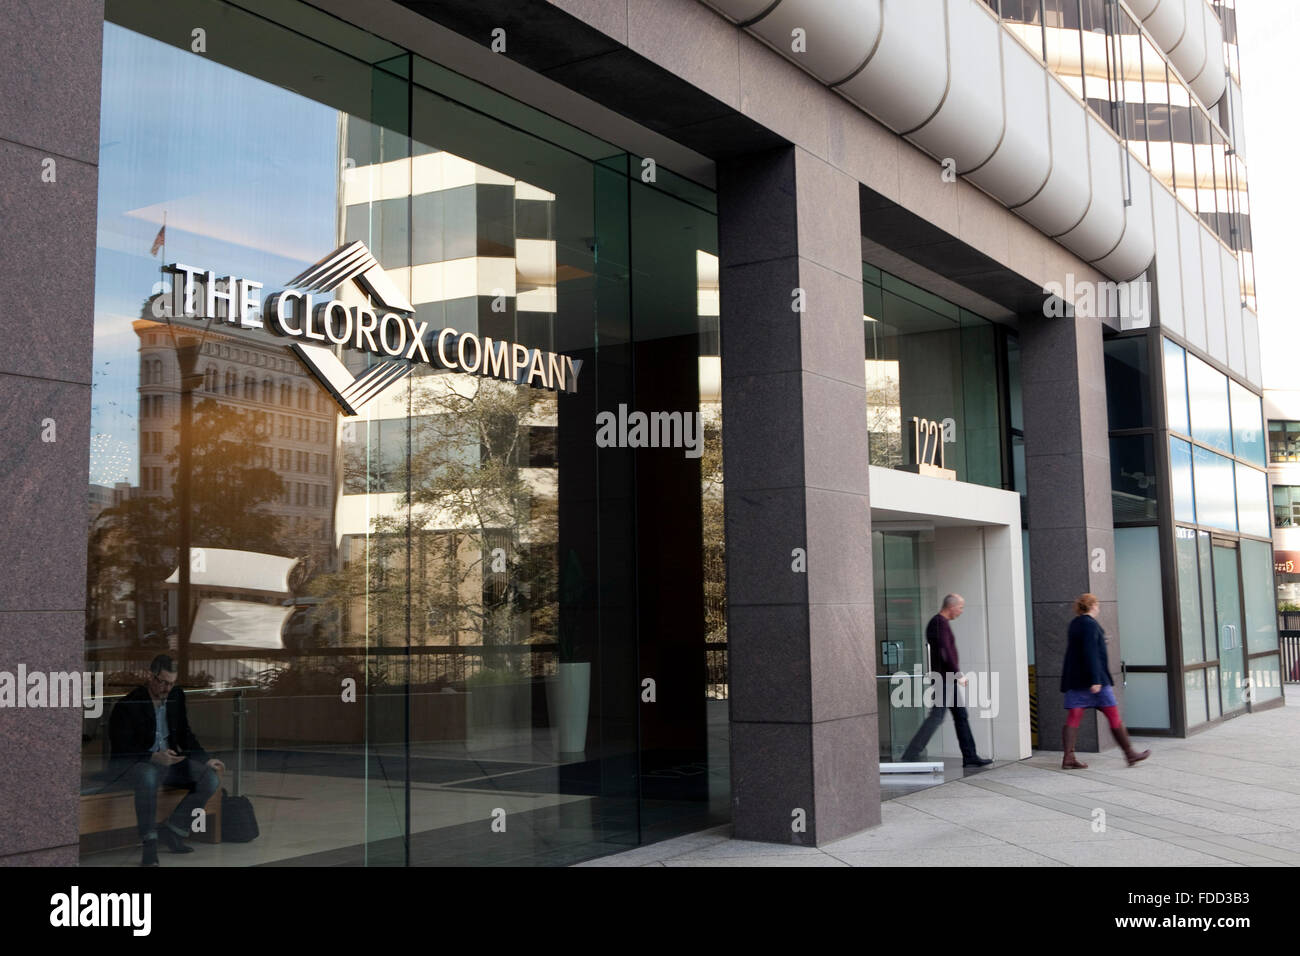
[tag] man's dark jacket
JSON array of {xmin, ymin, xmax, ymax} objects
[
  {"xmin": 108, "ymin": 685, "xmax": 210, "ymax": 772},
  {"xmin": 926, "ymin": 613, "xmax": 962, "ymax": 707},
  {"xmin": 1060, "ymin": 615, "xmax": 1113, "ymax": 692}
]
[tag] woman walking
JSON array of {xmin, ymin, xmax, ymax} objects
[{"xmin": 1060, "ymin": 593, "xmax": 1151, "ymax": 769}]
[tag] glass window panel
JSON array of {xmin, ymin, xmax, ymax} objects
[
  {"xmin": 1229, "ymin": 381, "xmax": 1265, "ymax": 465},
  {"xmin": 1268, "ymin": 420, "xmax": 1300, "ymax": 463},
  {"xmin": 1001, "ymin": 0, "xmax": 1047, "ymax": 61},
  {"xmin": 1176, "ymin": 526, "xmax": 1204, "ymax": 663},
  {"xmin": 1192, "ymin": 446, "xmax": 1237, "ymax": 530},
  {"xmin": 1249, "ymin": 655, "xmax": 1283, "ymax": 704},
  {"xmin": 1207, "ymin": 664, "xmax": 1221, "ymax": 719},
  {"xmin": 960, "ymin": 318, "xmax": 1001, "ymax": 488},
  {"xmin": 862, "ymin": 268, "xmax": 1003, "ymax": 488},
  {"xmin": 1117, "ymin": 11, "xmax": 1148, "ymax": 164},
  {"xmin": 1104, "ymin": 337, "xmax": 1150, "ymax": 430},
  {"xmin": 1185, "ymin": 353, "xmax": 1231, "ymax": 452},
  {"xmin": 1124, "ymin": 672, "xmax": 1170, "ymax": 729},
  {"xmin": 1241, "ymin": 538, "xmax": 1280, "ymax": 653},
  {"xmin": 1007, "ymin": 334, "xmax": 1024, "ymax": 432},
  {"xmin": 1275, "ymin": 485, "xmax": 1300, "ymax": 529},
  {"xmin": 1211, "ymin": 130, "xmax": 1231, "ymax": 244},
  {"xmin": 1168, "ymin": 69, "xmax": 1199, "ymax": 211},
  {"xmin": 1143, "ymin": 38, "xmax": 1174, "ymax": 191},
  {"xmin": 1234, "ymin": 463, "xmax": 1269, "ymax": 538},
  {"xmin": 1043, "ymin": 0, "xmax": 1085, "ymax": 100},
  {"xmin": 1115, "ymin": 527, "xmax": 1167, "ymax": 664},
  {"xmin": 1163, "ymin": 338, "xmax": 1189, "ymax": 435},
  {"xmin": 1170, "ymin": 437, "xmax": 1195, "ymax": 523},
  {"xmin": 1080, "ymin": 0, "xmax": 1117, "ymax": 132},
  {"xmin": 1111, "ymin": 435, "xmax": 1158, "ymax": 522},
  {"xmin": 1184, "ymin": 667, "xmax": 1208, "ymax": 726}
]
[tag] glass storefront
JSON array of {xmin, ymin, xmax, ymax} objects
[{"xmin": 84, "ymin": 0, "xmax": 723, "ymax": 865}]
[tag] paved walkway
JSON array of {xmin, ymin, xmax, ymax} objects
[{"xmin": 580, "ymin": 697, "xmax": 1300, "ymax": 867}]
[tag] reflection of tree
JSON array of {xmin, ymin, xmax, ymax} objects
[
  {"xmin": 87, "ymin": 495, "xmax": 172, "ymax": 643},
  {"xmin": 312, "ymin": 374, "xmax": 558, "ymax": 667},
  {"xmin": 86, "ymin": 399, "xmax": 285, "ymax": 645},
  {"xmin": 700, "ymin": 403, "xmax": 725, "ymax": 642},
  {"xmin": 175, "ymin": 398, "xmax": 285, "ymax": 553},
  {"xmin": 865, "ymin": 361, "xmax": 902, "ymax": 467}
]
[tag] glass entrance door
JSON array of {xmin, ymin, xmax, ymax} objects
[
  {"xmin": 873, "ymin": 530, "xmax": 935, "ymax": 760},
  {"xmin": 1211, "ymin": 541, "xmax": 1247, "ymax": 715}
]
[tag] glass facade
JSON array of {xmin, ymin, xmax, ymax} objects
[
  {"xmin": 1153, "ymin": 336, "xmax": 1278, "ymax": 730},
  {"xmin": 862, "ymin": 266, "xmax": 1006, "ymax": 487},
  {"xmin": 1104, "ymin": 329, "xmax": 1278, "ymax": 733},
  {"xmin": 84, "ymin": 0, "xmax": 723, "ymax": 865}
]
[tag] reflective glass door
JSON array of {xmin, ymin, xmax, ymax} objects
[
  {"xmin": 1212, "ymin": 541, "xmax": 1246, "ymax": 715},
  {"xmin": 873, "ymin": 530, "xmax": 936, "ymax": 760}
]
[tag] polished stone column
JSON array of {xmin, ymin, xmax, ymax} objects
[
  {"xmin": 0, "ymin": 0, "xmax": 104, "ymax": 864},
  {"xmin": 720, "ymin": 145, "xmax": 879, "ymax": 845},
  {"xmin": 1020, "ymin": 310, "xmax": 1119, "ymax": 754}
]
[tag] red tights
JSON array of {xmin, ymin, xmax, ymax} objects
[{"xmin": 1066, "ymin": 706, "xmax": 1121, "ymax": 729}]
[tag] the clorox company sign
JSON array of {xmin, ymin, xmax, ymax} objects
[{"xmin": 159, "ymin": 240, "xmax": 581, "ymax": 415}]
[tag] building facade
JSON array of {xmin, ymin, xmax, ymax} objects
[{"xmin": 0, "ymin": 0, "xmax": 1284, "ymax": 866}]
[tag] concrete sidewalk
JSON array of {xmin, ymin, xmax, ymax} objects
[{"xmin": 580, "ymin": 697, "xmax": 1300, "ymax": 867}]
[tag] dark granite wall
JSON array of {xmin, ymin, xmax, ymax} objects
[{"xmin": 0, "ymin": 0, "xmax": 104, "ymax": 866}]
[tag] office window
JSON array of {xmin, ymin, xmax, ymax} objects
[
  {"xmin": 1274, "ymin": 485, "xmax": 1300, "ymax": 528},
  {"xmin": 1269, "ymin": 421, "xmax": 1300, "ymax": 462}
]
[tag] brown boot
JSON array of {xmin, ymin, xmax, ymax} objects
[
  {"xmin": 1110, "ymin": 724, "xmax": 1150, "ymax": 766},
  {"xmin": 1061, "ymin": 726, "xmax": 1088, "ymax": 769}
]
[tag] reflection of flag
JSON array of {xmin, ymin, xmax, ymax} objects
[{"xmin": 150, "ymin": 225, "xmax": 165, "ymax": 256}]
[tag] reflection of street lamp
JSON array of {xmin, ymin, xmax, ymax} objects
[{"xmin": 175, "ymin": 335, "xmax": 203, "ymax": 683}]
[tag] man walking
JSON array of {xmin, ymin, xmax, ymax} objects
[{"xmin": 899, "ymin": 594, "xmax": 992, "ymax": 768}]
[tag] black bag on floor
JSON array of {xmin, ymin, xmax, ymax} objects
[{"xmin": 221, "ymin": 788, "xmax": 260, "ymax": 843}]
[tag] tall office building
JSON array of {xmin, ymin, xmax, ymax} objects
[{"xmin": 0, "ymin": 0, "xmax": 1282, "ymax": 866}]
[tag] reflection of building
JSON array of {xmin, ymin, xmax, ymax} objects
[
  {"xmin": 134, "ymin": 317, "xmax": 337, "ymax": 549},
  {"xmin": 1265, "ymin": 390, "xmax": 1300, "ymax": 608},
  {"xmin": 331, "ymin": 122, "xmax": 562, "ymax": 649}
]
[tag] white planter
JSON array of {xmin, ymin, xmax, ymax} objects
[{"xmin": 548, "ymin": 662, "xmax": 591, "ymax": 755}]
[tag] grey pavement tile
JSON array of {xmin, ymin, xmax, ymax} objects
[
  {"xmin": 824, "ymin": 819, "xmax": 1002, "ymax": 852},
  {"xmin": 894, "ymin": 781, "xmax": 1006, "ymax": 804},
  {"xmin": 1144, "ymin": 808, "xmax": 1293, "ymax": 836},
  {"xmin": 903, "ymin": 796, "xmax": 1080, "ymax": 825},
  {"xmin": 826, "ymin": 843, "xmax": 1064, "ymax": 867},
  {"xmin": 962, "ymin": 817, "xmax": 1147, "ymax": 844},
  {"xmin": 1239, "ymin": 830, "xmax": 1300, "ymax": 853},
  {"xmin": 976, "ymin": 766, "xmax": 1126, "ymax": 796},
  {"xmin": 1021, "ymin": 837, "xmax": 1245, "ymax": 867}
]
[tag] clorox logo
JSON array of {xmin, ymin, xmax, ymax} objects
[{"xmin": 160, "ymin": 241, "xmax": 581, "ymax": 416}]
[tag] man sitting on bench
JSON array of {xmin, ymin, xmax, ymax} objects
[{"xmin": 108, "ymin": 654, "xmax": 224, "ymax": 866}]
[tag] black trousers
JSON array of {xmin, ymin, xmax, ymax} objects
[{"xmin": 899, "ymin": 704, "xmax": 979, "ymax": 762}]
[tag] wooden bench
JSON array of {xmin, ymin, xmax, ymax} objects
[{"xmin": 80, "ymin": 777, "xmax": 223, "ymax": 853}]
